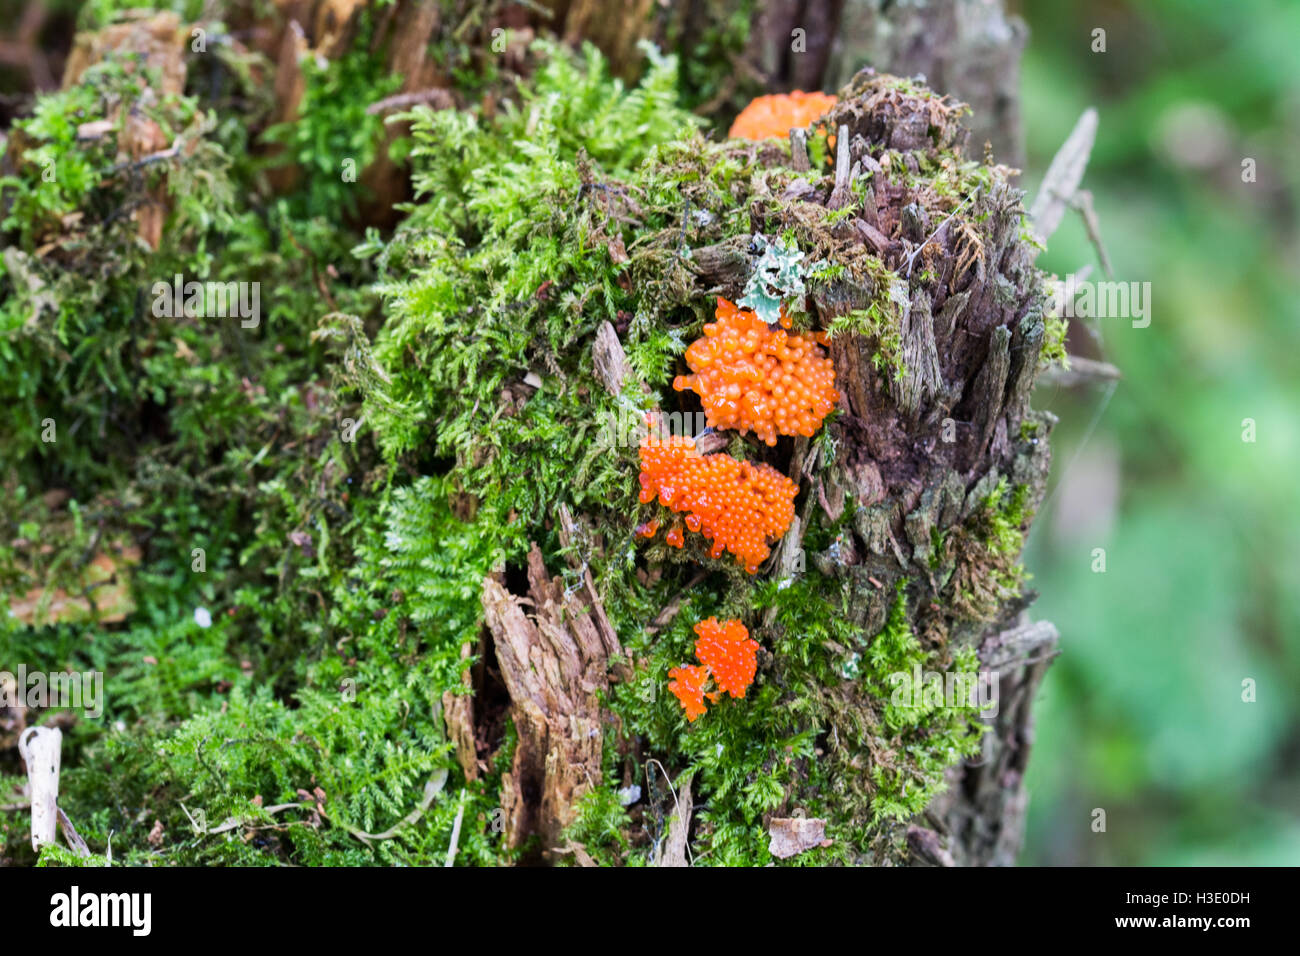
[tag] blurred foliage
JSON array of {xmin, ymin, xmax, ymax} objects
[
  {"xmin": 1016, "ymin": 0, "xmax": 1300, "ymax": 864},
  {"xmin": 0, "ymin": 0, "xmax": 509, "ymax": 865}
]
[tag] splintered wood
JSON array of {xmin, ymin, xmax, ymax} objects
[
  {"xmin": 18, "ymin": 726, "xmax": 61, "ymax": 852},
  {"xmin": 480, "ymin": 544, "xmax": 623, "ymax": 857}
]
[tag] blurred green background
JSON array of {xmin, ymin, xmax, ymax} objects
[{"xmin": 1015, "ymin": 0, "xmax": 1300, "ymax": 864}]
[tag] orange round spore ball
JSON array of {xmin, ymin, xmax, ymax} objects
[
  {"xmin": 637, "ymin": 429, "xmax": 797, "ymax": 574},
  {"xmin": 674, "ymin": 298, "xmax": 839, "ymax": 446},
  {"xmin": 693, "ymin": 617, "xmax": 758, "ymax": 699},
  {"xmin": 728, "ymin": 91, "xmax": 838, "ymax": 141},
  {"xmin": 668, "ymin": 664, "xmax": 710, "ymax": 722}
]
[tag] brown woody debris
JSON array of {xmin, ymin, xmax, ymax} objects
[
  {"xmin": 768, "ymin": 816, "xmax": 831, "ymax": 859},
  {"xmin": 481, "ymin": 543, "xmax": 623, "ymax": 857}
]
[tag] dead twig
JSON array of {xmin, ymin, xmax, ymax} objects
[
  {"xmin": 102, "ymin": 140, "xmax": 182, "ymax": 176},
  {"xmin": 1029, "ymin": 107, "xmax": 1098, "ymax": 242},
  {"xmin": 1037, "ymin": 354, "xmax": 1122, "ymax": 389},
  {"xmin": 444, "ymin": 790, "xmax": 467, "ymax": 867},
  {"xmin": 366, "ymin": 87, "xmax": 454, "ymax": 116},
  {"xmin": 342, "ymin": 769, "xmax": 448, "ymax": 845},
  {"xmin": 789, "ymin": 128, "xmax": 810, "ymax": 172},
  {"xmin": 1070, "ymin": 189, "xmax": 1114, "ymax": 278},
  {"xmin": 827, "ymin": 126, "xmax": 853, "ymax": 209}
]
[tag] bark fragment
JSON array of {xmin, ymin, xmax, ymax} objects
[
  {"xmin": 442, "ymin": 641, "xmax": 479, "ymax": 783},
  {"xmin": 592, "ymin": 320, "xmax": 632, "ymax": 396},
  {"xmin": 769, "ymin": 816, "xmax": 831, "ymax": 859}
]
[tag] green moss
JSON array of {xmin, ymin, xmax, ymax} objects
[
  {"xmin": 581, "ymin": 576, "xmax": 987, "ymax": 865},
  {"xmin": 981, "ymin": 478, "xmax": 1032, "ymax": 557},
  {"xmin": 3, "ymin": 26, "xmax": 1029, "ymax": 867},
  {"xmin": 0, "ymin": 9, "xmax": 483, "ymax": 864},
  {"xmin": 262, "ymin": 12, "xmax": 401, "ymax": 218},
  {"xmin": 562, "ymin": 785, "xmax": 633, "ymax": 866},
  {"xmin": 5, "ymin": 477, "xmax": 514, "ymax": 867},
  {"xmin": 828, "ymin": 291, "xmax": 906, "ymax": 378},
  {"xmin": 1041, "ymin": 311, "xmax": 1070, "ymax": 370},
  {"xmin": 946, "ymin": 478, "xmax": 1033, "ymax": 622}
]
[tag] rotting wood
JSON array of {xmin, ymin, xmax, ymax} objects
[
  {"xmin": 592, "ymin": 320, "xmax": 632, "ymax": 396},
  {"xmin": 442, "ymin": 641, "xmax": 479, "ymax": 782},
  {"xmin": 789, "ymin": 127, "xmax": 810, "ymax": 172},
  {"xmin": 481, "ymin": 543, "xmax": 623, "ymax": 856},
  {"xmin": 651, "ymin": 768, "xmax": 693, "ymax": 867}
]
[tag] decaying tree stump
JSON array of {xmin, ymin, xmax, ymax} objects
[
  {"xmin": 740, "ymin": 0, "xmax": 1048, "ymax": 866},
  {"xmin": 98, "ymin": 0, "xmax": 1051, "ymax": 866},
  {"xmin": 469, "ymin": 65, "xmax": 1059, "ymax": 863},
  {"xmin": 481, "ymin": 543, "xmax": 624, "ymax": 857}
]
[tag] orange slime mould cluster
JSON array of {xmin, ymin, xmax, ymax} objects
[
  {"xmin": 674, "ymin": 298, "xmax": 838, "ymax": 446},
  {"xmin": 692, "ymin": 617, "xmax": 759, "ymax": 699},
  {"xmin": 638, "ymin": 430, "xmax": 797, "ymax": 575},
  {"xmin": 668, "ymin": 617, "xmax": 760, "ymax": 722},
  {"xmin": 728, "ymin": 90, "xmax": 839, "ymax": 141},
  {"xmin": 666, "ymin": 663, "xmax": 710, "ymax": 723}
]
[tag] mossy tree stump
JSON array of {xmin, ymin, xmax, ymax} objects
[
  {"xmin": 453, "ymin": 71, "xmax": 1061, "ymax": 865},
  {"xmin": 0, "ymin": 0, "xmax": 1058, "ymax": 867}
]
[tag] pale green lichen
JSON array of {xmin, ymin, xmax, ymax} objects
[{"xmin": 738, "ymin": 233, "xmax": 808, "ymax": 324}]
